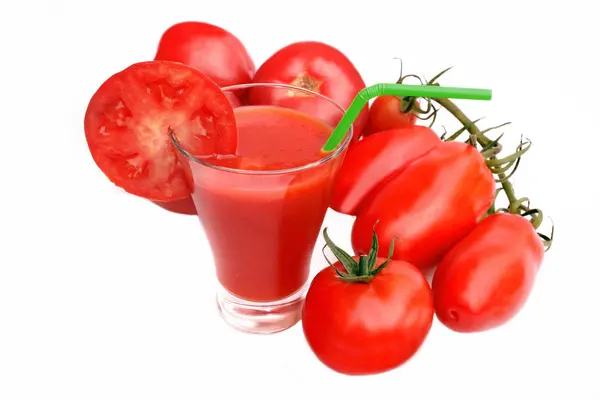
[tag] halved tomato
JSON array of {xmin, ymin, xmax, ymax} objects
[{"xmin": 84, "ymin": 61, "xmax": 237, "ymax": 202}]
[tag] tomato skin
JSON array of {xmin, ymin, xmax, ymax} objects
[
  {"xmin": 248, "ymin": 41, "xmax": 367, "ymax": 141},
  {"xmin": 432, "ymin": 213, "xmax": 544, "ymax": 333},
  {"xmin": 302, "ymin": 258, "xmax": 434, "ymax": 375},
  {"xmin": 351, "ymin": 141, "xmax": 496, "ymax": 271},
  {"xmin": 364, "ymin": 95, "xmax": 417, "ymax": 136},
  {"xmin": 154, "ymin": 21, "xmax": 255, "ymax": 88},
  {"xmin": 330, "ymin": 126, "xmax": 441, "ymax": 215},
  {"xmin": 151, "ymin": 197, "xmax": 196, "ymax": 215}
]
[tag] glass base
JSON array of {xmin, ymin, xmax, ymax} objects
[{"xmin": 216, "ymin": 285, "xmax": 305, "ymax": 334}]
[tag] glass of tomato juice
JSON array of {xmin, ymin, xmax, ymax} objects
[{"xmin": 171, "ymin": 83, "xmax": 352, "ymax": 334}]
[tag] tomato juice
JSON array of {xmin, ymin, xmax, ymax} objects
[{"xmin": 187, "ymin": 105, "xmax": 347, "ymax": 302}]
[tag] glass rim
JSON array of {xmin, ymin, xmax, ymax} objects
[{"xmin": 170, "ymin": 82, "xmax": 353, "ymax": 176}]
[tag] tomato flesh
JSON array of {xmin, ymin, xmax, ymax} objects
[{"xmin": 84, "ymin": 61, "xmax": 237, "ymax": 202}]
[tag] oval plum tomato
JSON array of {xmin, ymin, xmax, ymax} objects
[
  {"xmin": 432, "ymin": 213, "xmax": 545, "ymax": 333},
  {"xmin": 84, "ymin": 61, "xmax": 237, "ymax": 202},
  {"xmin": 364, "ymin": 95, "xmax": 417, "ymax": 136},
  {"xmin": 247, "ymin": 41, "xmax": 367, "ymax": 142},
  {"xmin": 330, "ymin": 126, "xmax": 441, "ymax": 216},
  {"xmin": 352, "ymin": 141, "xmax": 496, "ymax": 272},
  {"xmin": 302, "ymin": 228, "xmax": 433, "ymax": 375},
  {"xmin": 154, "ymin": 21, "xmax": 255, "ymax": 88}
]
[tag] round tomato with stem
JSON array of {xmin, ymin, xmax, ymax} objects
[
  {"xmin": 247, "ymin": 41, "xmax": 368, "ymax": 142},
  {"xmin": 84, "ymin": 61, "xmax": 237, "ymax": 202},
  {"xmin": 351, "ymin": 141, "xmax": 496, "ymax": 272},
  {"xmin": 154, "ymin": 21, "xmax": 255, "ymax": 88},
  {"xmin": 330, "ymin": 126, "xmax": 441, "ymax": 215},
  {"xmin": 302, "ymin": 227, "xmax": 434, "ymax": 376},
  {"xmin": 432, "ymin": 212, "xmax": 546, "ymax": 333},
  {"xmin": 364, "ymin": 95, "xmax": 417, "ymax": 135}
]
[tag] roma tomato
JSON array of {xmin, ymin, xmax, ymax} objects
[
  {"xmin": 84, "ymin": 61, "xmax": 237, "ymax": 202},
  {"xmin": 247, "ymin": 41, "xmax": 367, "ymax": 141},
  {"xmin": 352, "ymin": 141, "xmax": 496, "ymax": 271},
  {"xmin": 302, "ymin": 228, "xmax": 433, "ymax": 375},
  {"xmin": 364, "ymin": 95, "xmax": 416, "ymax": 135},
  {"xmin": 154, "ymin": 21, "xmax": 255, "ymax": 88},
  {"xmin": 330, "ymin": 126, "xmax": 441, "ymax": 215},
  {"xmin": 432, "ymin": 213, "xmax": 545, "ymax": 333}
]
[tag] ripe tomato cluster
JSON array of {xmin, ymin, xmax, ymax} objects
[
  {"xmin": 84, "ymin": 20, "xmax": 554, "ymax": 377},
  {"xmin": 303, "ymin": 64, "xmax": 553, "ymax": 374}
]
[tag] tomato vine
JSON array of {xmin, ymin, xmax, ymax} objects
[{"xmin": 394, "ymin": 65, "xmax": 554, "ymax": 251}]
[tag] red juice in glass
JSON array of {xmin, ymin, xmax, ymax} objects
[{"xmin": 173, "ymin": 83, "xmax": 352, "ymax": 334}]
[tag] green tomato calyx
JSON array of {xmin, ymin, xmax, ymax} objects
[{"xmin": 321, "ymin": 225, "xmax": 397, "ymax": 283}]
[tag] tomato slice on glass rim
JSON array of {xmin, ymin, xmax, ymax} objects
[{"xmin": 84, "ymin": 61, "xmax": 237, "ymax": 201}]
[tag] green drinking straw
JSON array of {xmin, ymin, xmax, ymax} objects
[{"xmin": 322, "ymin": 83, "xmax": 492, "ymax": 152}]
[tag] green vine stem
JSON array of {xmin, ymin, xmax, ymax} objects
[
  {"xmin": 432, "ymin": 96, "xmax": 521, "ymax": 206},
  {"xmin": 390, "ymin": 65, "xmax": 553, "ymax": 250},
  {"xmin": 432, "ymin": 97, "xmax": 553, "ymax": 250},
  {"xmin": 424, "ymin": 70, "xmax": 552, "ymax": 250}
]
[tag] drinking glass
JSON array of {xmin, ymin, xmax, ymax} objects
[{"xmin": 171, "ymin": 83, "xmax": 352, "ymax": 334}]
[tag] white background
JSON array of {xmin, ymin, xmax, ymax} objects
[{"xmin": 0, "ymin": 0, "xmax": 598, "ymax": 399}]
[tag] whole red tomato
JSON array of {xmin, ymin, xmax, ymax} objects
[
  {"xmin": 302, "ymin": 228, "xmax": 433, "ymax": 375},
  {"xmin": 364, "ymin": 95, "xmax": 417, "ymax": 135},
  {"xmin": 432, "ymin": 213, "xmax": 545, "ymax": 333},
  {"xmin": 152, "ymin": 21, "xmax": 252, "ymax": 213},
  {"xmin": 247, "ymin": 41, "xmax": 368, "ymax": 142},
  {"xmin": 351, "ymin": 141, "xmax": 496, "ymax": 272},
  {"xmin": 154, "ymin": 21, "xmax": 255, "ymax": 88},
  {"xmin": 330, "ymin": 126, "xmax": 441, "ymax": 215}
]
